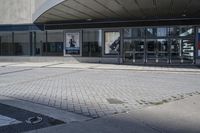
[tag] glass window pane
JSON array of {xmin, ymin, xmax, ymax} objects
[
  {"xmin": 14, "ymin": 31, "xmax": 30, "ymax": 56},
  {"xmin": 124, "ymin": 39, "xmax": 134, "ymax": 51},
  {"xmin": 146, "ymin": 28, "xmax": 167, "ymax": 37},
  {"xmin": 134, "ymin": 40, "xmax": 145, "ymax": 51},
  {"xmin": 35, "ymin": 31, "xmax": 46, "ymax": 56},
  {"xmin": 47, "ymin": 30, "xmax": 63, "ymax": 56},
  {"xmin": 124, "ymin": 28, "xmax": 145, "ymax": 38},
  {"xmin": 83, "ymin": 30, "xmax": 102, "ymax": 57},
  {"xmin": 124, "ymin": 28, "xmax": 132, "ymax": 38},
  {"xmin": 179, "ymin": 27, "xmax": 194, "ymax": 37},
  {"xmin": 157, "ymin": 28, "xmax": 167, "ymax": 37},
  {"xmin": 146, "ymin": 28, "xmax": 157, "ymax": 38},
  {"xmin": 169, "ymin": 27, "xmax": 194, "ymax": 37},
  {"xmin": 132, "ymin": 28, "xmax": 145, "ymax": 38},
  {"xmin": 0, "ymin": 32, "xmax": 13, "ymax": 56}
]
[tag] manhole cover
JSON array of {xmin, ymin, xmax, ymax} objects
[
  {"xmin": 25, "ymin": 116, "xmax": 43, "ymax": 124},
  {"xmin": 107, "ymin": 98, "xmax": 125, "ymax": 104}
]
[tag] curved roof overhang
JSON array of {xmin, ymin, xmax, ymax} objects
[
  {"xmin": 33, "ymin": 0, "xmax": 65, "ymax": 23},
  {"xmin": 33, "ymin": 0, "xmax": 200, "ymax": 24}
]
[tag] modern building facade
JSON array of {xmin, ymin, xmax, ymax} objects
[{"xmin": 1, "ymin": 0, "xmax": 200, "ymax": 65}]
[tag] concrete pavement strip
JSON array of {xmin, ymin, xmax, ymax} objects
[{"xmin": 1, "ymin": 62, "xmax": 200, "ymax": 73}]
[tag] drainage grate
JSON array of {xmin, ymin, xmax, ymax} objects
[{"xmin": 25, "ymin": 116, "xmax": 43, "ymax": 124}]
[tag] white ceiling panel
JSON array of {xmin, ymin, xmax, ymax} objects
[
  {"xmin": 94, "ymin": 0, "xmax": 129, "ymax": 18},
  {"xmin": 63, "ymin": 0, "xmax": 103, "ymax": 18},
  {"xmin": 116, "ymin": 0, "xmax": 144, "ymax": 18},
  {"xmin": 34, "ymin": 0, "xmax": 200, "ymax": 23},
  {"xmin": 48, "ymin": 9, "xmax": 78, "ymax": 20},
  {"xmin": 75, "ymin": 0, "xmax": 119, "ymax": 18}
]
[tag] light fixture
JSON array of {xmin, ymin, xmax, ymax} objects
[
  {"xmin": 86, "ymin": 18, "xmax": 92, "ymax": 21},
  {"xmin": 182, "ymin": 14, "xmax": 186, "ymax": 17}
]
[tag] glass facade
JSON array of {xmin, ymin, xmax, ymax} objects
[
  {"xmin": 169, "ymin": 26, "xmax": 195, "ymax": 64},
  {"xmin": 14, "ymin": 31, "xmax": 31, "ymax": 56},
  {"xmin": 0, "ymin": 25, "xmax": 197, "ymax": 65},
  {"xmin": 0, "ymin": 31, "xmax": 31, "ymax": 56},
  {"xmin": 46, "ymin": 30, "xmax": 64, "ymax": 56},
  {"xmin": 123, "ymin": 28, "xmax": 145, "ymax": 63},
  {"xmin": 82, "ymin": 30, "xmax": 102, "ymax": 57},
  {"xmin": 123, "ymin": 26, "xmax": 195, "ymax": 64},
  {"xmin": 0, "ymin": 32, "xmax": 13, "ymax": 56},
  {"xmin": 34, "ymin": 31, "xmax": 46, "ymax": 56}
]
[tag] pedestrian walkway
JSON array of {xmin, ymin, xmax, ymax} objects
[
  {"xmin": 0, "ymin": 62, "xmax": 199, "ymax": 118},
  {"xmin": 27, "ymin": 95, "xmax": 200, "ymax": 133}
]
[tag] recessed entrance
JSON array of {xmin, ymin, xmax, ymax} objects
[{"xmin": 123, "ymin": 27, "xmax": 195, "ymax": 65}]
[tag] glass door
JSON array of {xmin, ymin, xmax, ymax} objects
[
  {"xmin": 146, "ymin": 39, "xmax": 169, "ymax": 64},
  {"xmin": 123, "ymin": 39, "xmax": 145, "ymax": 64},
  {"xmin": 146, "ymin": 39, "xmax": 157, "ymax": 63},
  {"xmin": 170, "ymin": 39, "xmax": 181, "ymax": 64},
  {"xmin": 123, "ymin": 28, "xmax": 145, "ymax": 64},
  {"xmin": 157, "ymin": 39, "xmax": 169, "ymax": 63},
  {"xmin": 124, "ymin": 39, "xmax": 134, "ymax": 64},
  {"xmin": 134, "ymin": 40, "xmax": 145, "ymax": 63}
]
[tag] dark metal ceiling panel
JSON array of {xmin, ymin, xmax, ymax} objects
[
  {"xmin": 156, "ymin": 0, "xmax": 172, "ymax": 18},
  {"xmin": 170, "ymin": 0, "xmax": 191, "ymax": 17},
  {"xmin": 187, "ymin": 0, "xmax": 200, "ymax": 17},
  {"xmin": 136, "ymin": 0, "xmax": 156, "ymax": 18}
]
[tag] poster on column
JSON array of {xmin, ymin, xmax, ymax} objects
[
  {"xmin": 198, "ymin": 33, "xmax": 200, "ymax": 56},
  {"xmin": 104, "ymin": 31, "xmax": 120, "ymax": 55},
  {"xmin": 65, "ymin": 32, "xmax": 80, "ymax": 55}
]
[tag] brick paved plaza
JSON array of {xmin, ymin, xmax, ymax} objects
[{"xmin": 0, "ymin": 62, "xmax": 199, "ymax": 118}]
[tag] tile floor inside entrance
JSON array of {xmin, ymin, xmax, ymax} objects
[{"xmin": 0, "ymin": 62, "xmax": 199, "ymax": 118}]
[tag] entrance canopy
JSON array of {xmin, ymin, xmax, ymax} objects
[{"xmin": 33, "ymin": 0, "xmax": 200, "ymax": 23}]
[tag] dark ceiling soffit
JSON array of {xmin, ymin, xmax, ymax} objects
[
  {"xmin": 0, "ymin": 24, "xmax": 44, "ymax": 32},
  {"xmin": 38, "ymin": 17, "xmax": 200, "ymax": 25},
  {"xmin": 44, "ymin": 18, "xmax": 200, "ymax": 30}
]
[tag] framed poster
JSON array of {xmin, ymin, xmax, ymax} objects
[
  {"xmin": 104, "ymin": 31, "xmax": 120, "ymax": 55},
  {"xmin": 198, "ymin": 33, "xmax": 200, "ymax": 56},
  {"xmin": 65, "ymin": 32, "xmax": 80, "ymax": 55}
]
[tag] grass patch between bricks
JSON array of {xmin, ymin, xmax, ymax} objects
[{"xmin": 150, "ymin": 99, "xmax": 169, "ymax": 105}]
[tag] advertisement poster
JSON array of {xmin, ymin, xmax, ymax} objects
[
  {"xmin": 65, "ymin": 32, "xmax": 80, "ymax": 55},
  {"xmin": 104, "ymin": 31, "xmax": 120, "ymax": 55},
  {"xmin": 198, "ymin": 33, "xmax": 200, "ymax": 56}
]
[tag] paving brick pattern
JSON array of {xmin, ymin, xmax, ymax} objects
[{"xmin": 0, "ymin": 65, "xmax": 199, "ymax": 118}]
